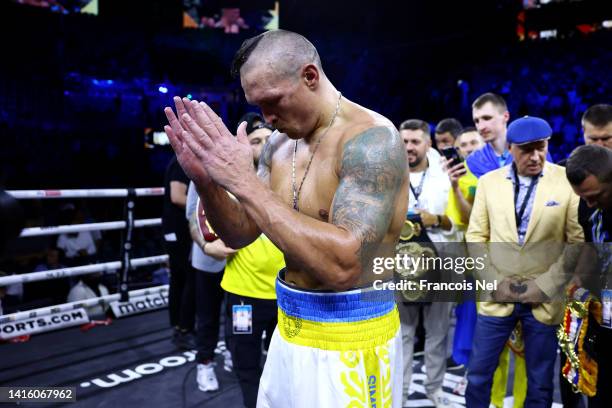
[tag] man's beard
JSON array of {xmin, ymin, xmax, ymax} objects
[{"xmin": 408, "ymin": 155, "xmax": 424, "ymax": 168}]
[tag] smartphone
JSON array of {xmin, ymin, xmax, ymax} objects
[{"xmin": 440, "ymin": 147, "xmax": 464, "ymax": 165}]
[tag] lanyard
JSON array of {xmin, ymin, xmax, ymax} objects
[
  {"xmin": 590, "ymin": 209, "xmax": 611, "ymax": 289},
  {"xmin": 410, "ymin": 168, "xmax": 428, "ymax": 204},
  {"xmin": 513, "ymin": 164, "xmax": 539, "ymax": 232},
  {"xmin": 591, "ymin": 209, "xmax": 610, "ymax": 243}
]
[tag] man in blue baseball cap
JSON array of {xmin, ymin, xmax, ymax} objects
[{"xmin": 466, "ymin": 116, "xmax": 584, "ymax": 407}]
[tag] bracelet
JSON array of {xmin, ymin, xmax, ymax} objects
[{"xmin": 201, "ymin": 241, "xmax": 208, "ymax": 254}]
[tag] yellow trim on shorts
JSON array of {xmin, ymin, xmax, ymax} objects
[{"xmin": 277, "ymin": 306, "xmax": 400, "ymax": 351}]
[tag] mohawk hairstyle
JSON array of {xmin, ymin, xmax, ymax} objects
[
  {"xmin": 231, "ymin": 33, "xmax": 266, "ymax": 78},
  {"xmin": 230, "ymin": 30, "xmax": 323, "ymax": 80}
]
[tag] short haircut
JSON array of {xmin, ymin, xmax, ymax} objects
[
  {"xmin": 459, "ymin": 126, "xmax": 478, "ymax": 135},
  {"xmin": 237, "ymin": 112, "xmax": 271, "ymax": 135},
  {"xmin": 582, "ymin": 104, "xmax": 612, "ymax": 128},
  {"xmin": 435, "ymin": 118, "xmax": 463, "ymax": 139},
  {"xmin": 231, "ymin": 30, "xmax": 323, "ymax": 79},
  {"xmin": 472, "ymin": 92, "xmax": 507, "ymax": 112},
  {"xmin": 399, "ymin": 119, "xmax": 431, "ymax": 139},
  {"xmin": 457, "ymin": 127, "xmax": 481, "ymax": 143},
  {"xmin": 566, "ymin": 145, "xmax": 612, "ymax": 185}
]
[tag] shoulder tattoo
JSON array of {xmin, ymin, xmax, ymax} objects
[{"xmin": 331, "ymin": 126, "xmax": 406, "ymax": 246}]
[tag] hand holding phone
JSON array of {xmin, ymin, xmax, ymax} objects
[
  {"xmin": 441, "ymin": 148, "xmax": 466, "ymax": 186},
  {"xmin": 440, "ymin": 147, "xmax": 464, "ymax": 165}
]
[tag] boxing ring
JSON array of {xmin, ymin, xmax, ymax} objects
[
  {"xmin": 0, "ymin": 187, "xmax": 243, "ymax": 407},
  {"xmin": 1, "ymin": 188, "xmax": 169, "ymax": 340}
]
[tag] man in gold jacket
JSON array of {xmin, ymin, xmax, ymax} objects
[{"xmin": 465, "ymin": 116, "xmax": 584, "ymax": 407}]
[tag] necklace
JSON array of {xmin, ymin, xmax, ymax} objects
[{"xmin": 291, "ymin": 92, "xmax": 342, "ymax": 211}]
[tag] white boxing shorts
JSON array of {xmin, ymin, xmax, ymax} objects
[{"xmin": 257, "ymin": 271, "xmax": 403, "ymax": 408}]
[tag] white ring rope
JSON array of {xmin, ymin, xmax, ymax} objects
[
  {"xmin": 0, "ymin": 255, "xmax": 169, "ymax": 286},
  {"xmin": 20, "ymin": 218, "xmax": 162, "ymax": 237},
  {"xmin": 6, "ymin": 188, "xmax": 164, "ymax": 199},
  {"xmin": 0, "ymin": 285, "xmax": 169, "ymax": 324}
]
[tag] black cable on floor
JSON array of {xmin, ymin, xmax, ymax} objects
[
  {"xmin": 182, "ymin": 364, "xmax": 198, "ymax": 408},
  {"xmin": 202, "ymin": 384, "xmax": 240, "ymax": 407}
]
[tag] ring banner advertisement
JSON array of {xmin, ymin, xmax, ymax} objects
[
  {"xmin": 0, "ymin": 308, "xmax": 90, "ymax": 340},
  {"xmin": 110, "ymin": 292, "xmax": 169, "ymax": 318}
]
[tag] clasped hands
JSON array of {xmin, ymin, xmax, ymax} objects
[
  {"xmin": 163, "ymin": 96, "xmax": 255, "ymax": 191},
  {"xmin": 492, "ymin": 277, "xmax": 549, "ymax": 304}
]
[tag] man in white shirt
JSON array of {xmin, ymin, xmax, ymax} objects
[
  {"xmin": 186, "ymin": 181, "xmax": 234, "ymax": 393},
  {"xmin": 67, "ymin": 273, "xmax": 109, "ymax": 318},
  {"xmin": 398, "ymin": 119, "xmax": 455, "ymax": 408},
  {"xmin": 57, "ymin": 232, "xmax": 97, "ymax": 265}
]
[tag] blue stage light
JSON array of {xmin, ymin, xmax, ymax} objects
[{"xmin": 158, "ymin": 86, "xmax": 168, "ymax": 94}]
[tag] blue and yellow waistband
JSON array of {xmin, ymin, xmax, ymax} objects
[{"xmin": 276, "ymin": 274, "xmax": 399, "ymax": 351}]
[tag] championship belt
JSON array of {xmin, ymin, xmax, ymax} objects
[
  {"xmin": 399, "ymin": 219, "xmax": 423, "ymax": 242},
  {"xmin": 196, "ymin": 197, "xmax": 218, "ymax": 242},
  {"xmin": 395, "ymin": 242, "xmax": 436, "ymax": 302},
  {"xmin": 557, "ymin": 284, "xmax": 603, "ymax": 397},
  {"xmin": 396, "ymin": 214, "xmax": 437, "ymax": 302}
]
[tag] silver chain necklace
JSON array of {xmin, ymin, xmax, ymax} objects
[{"xmin": 291, "ymin": 92, "xmax": 342, "ymax": 212}]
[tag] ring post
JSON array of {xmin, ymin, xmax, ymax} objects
[{"xmin": 119, "ymin": 189, "xmax": 136, "ymax": 302}]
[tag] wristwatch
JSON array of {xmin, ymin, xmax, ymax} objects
[{"xmin": 432, "ymin": 215, "xmax": 442, "ymax": 228}]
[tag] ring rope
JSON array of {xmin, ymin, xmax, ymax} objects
[
  {"xmin": 20, "ymin": 218, "xmax": 162, "ymax": 237},
  {"xmin": 6, "ymin": 188, "xmax": 164, "ymax": 199},
  {"xmin": 0, "ymin": 254, "xmax": 169, "ymax": 287},
  {"xmin": 0, "ymin": 284, "xmax": 169, "ymax": 324}
]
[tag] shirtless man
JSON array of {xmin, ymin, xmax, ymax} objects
[{"xmin": 164, "ymin": 30, "xmax": 408, "ymax": 408}]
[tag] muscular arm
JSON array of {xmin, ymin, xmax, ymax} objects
[
  {"xmin": 196, "ymin": 182, "xmax": 261, "ymax": 248},
  {"xmin": 196, "ymin": 135, "xmax": 277, "ymax": 248},
  {"xmin": 233, "ymin": 126, "xmax": 406, "ymax": 290}
]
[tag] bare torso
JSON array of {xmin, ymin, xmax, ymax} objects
[{"xmin": 266, "ymin": 99, "xmax": 408, "ymax": 289}]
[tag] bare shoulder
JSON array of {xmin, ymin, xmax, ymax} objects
[
  {"xmin": 335, "ymin": 103, "xmax": 406, "ymax": 185},
  {"xmin": 330, "ymin": 104, "xmax": 406, "ymax": 247},
  {"xmin": 334, "ymin": 103, "xmax": 403, "ymax": 172},
  {"xmin": 337, "ymin": 101, "xmax": 399, "ymax": 150}
]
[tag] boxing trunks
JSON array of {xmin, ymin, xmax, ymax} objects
[{"xmin": 257, "ymin": 271, "xmax": 403, "ymax": 408}]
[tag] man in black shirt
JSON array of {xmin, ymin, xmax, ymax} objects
[
  {"xmin": 162, "ymin": 156, "xmax": 195, "ymax": 348},
  {"xmin": 566, "ymin": 145, "xmax": 612, "ymax": 408},
  {"xmin": 556, "ymin": 104, "xmax": 612, "ymax": 408}
]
